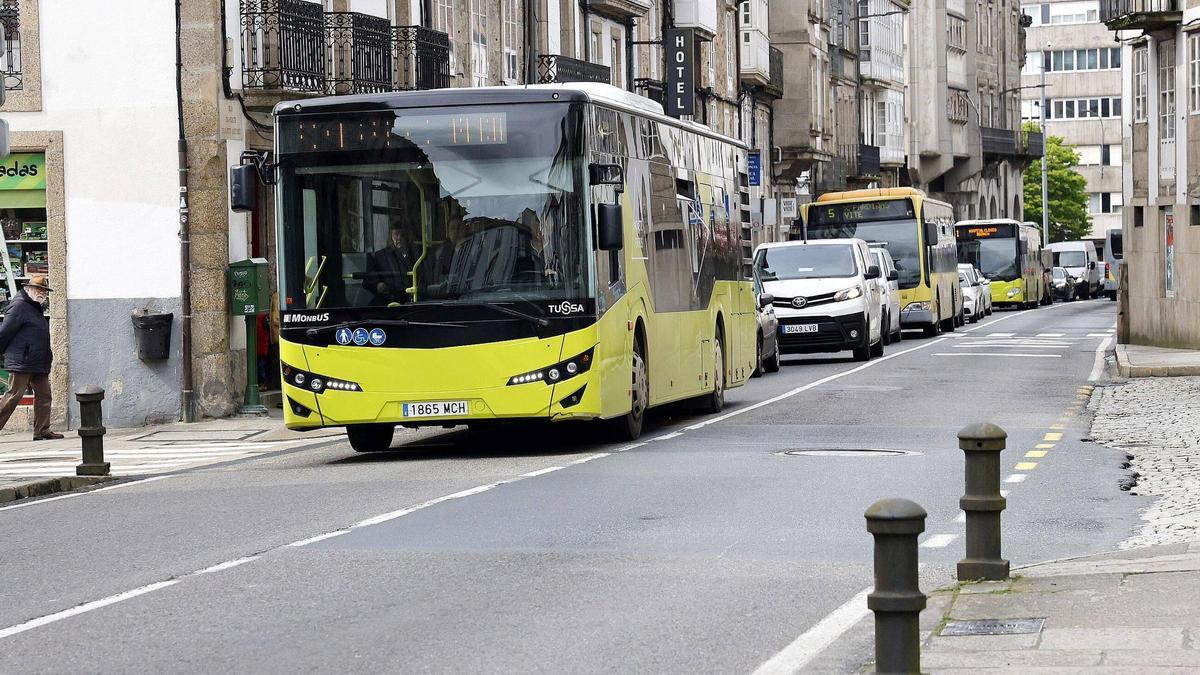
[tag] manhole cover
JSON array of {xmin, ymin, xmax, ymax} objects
[
  {"xmin": 940, "ymin": 618, "xmax": 1045, "ymax": 636},
  {"xmin": 777, "ymin": 448, "xmax": 920, "ymax": 457}
]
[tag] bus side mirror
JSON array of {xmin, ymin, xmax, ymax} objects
[
  {"xmin": 596, "ymin": 203, "xmax": 623, "ymax": 251},
  {"xmin": 923, "ymin": 221, "xmax": 938, "ymax": 246},
  {"xmin": 229, "ymin": 164, "xmax": 258, "ymax": 213},
  {"xmin": 589, "ymin": 163, "xmax": 625, "ymax": 192}
]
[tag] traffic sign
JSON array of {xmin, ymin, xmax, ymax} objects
[{"xmin": 748, "ymin": 151, "xmax": 761, "ymax": 186}]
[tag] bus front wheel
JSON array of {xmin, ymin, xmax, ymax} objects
[
  {"xmin": 611, "ymin": 335, "xmax": 648, "ymax": 441},
  {"xmin": 347, "ymin": 423, "xmax": 396, "ymax": 452}
]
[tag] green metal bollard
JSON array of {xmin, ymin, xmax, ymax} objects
[
  {"xmin": 75, "ymin": 386, "xmax": 109, "ymax": 476},
  {"xmin": 866, "ymin": 498, "xmax": 927, "ymax": 675},
  {"xmin": 957, "ymin": 423, "xmax": 1010, "ymax": 581}
]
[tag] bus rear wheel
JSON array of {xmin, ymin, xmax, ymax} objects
[
  {"xmin": 611, "ymin": 335, "xmax": 648, "ymax": 441},
  {"xmin": 696, "ymin": 332, "xmax": 725, "ymax": 414},
  {"xmin": 347, "ymin": 423, "xmax": 396, "ymax": 452}
]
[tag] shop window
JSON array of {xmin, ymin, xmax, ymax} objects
[{"xmin": 0, "ymin": 152, "xmax": 49, "ymax": 308}]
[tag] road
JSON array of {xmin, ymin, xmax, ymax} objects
[{"xmin": 0, "ymin": 299, "xmax": 1136, "ymax": 673}]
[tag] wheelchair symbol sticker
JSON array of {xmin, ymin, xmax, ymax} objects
[{"xmin": 352, "ymin": 328, "xmax": 370, "ymax": 346}]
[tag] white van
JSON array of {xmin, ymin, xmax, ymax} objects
[
  {"xmin": 1048, "ymin": 240, "xmax": 1101, "ymax": 299},
  {"xmin": 753, "ymin": 238, "xmax": 885, "ymax": 362}
]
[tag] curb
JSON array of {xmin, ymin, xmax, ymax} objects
[
  {"xmin": 1115, "ymin": 344, "xmax": 1200, "ymax": 378},
  {"xmin": 0, "ymin": 475, "xmax": 114, "ymax": 505}
]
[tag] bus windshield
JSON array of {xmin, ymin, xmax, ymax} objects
[
  {"xmin": 276, "ymin": 103, "xmax": 587, "ymax": 310},
  {"xmin": 958, "ymin": 237, "xmax": 1019, "ymax": 281},
  {"xmin": 808, "ymin": 219, "xmax": 920, "ymax": 288}
]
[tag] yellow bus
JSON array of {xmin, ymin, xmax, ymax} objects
[
  {"xmin": 243, "ymin": 84, "xmax": 756, "ymax": 449},
  {"xmin": 955, "ymin": 219, "xmax": 1045, "ymax": 309},
  {"xmin": 801, "ymin": 188, "xmax": 959, "ymax": 337}
]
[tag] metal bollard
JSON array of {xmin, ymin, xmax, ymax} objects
[
  {"xmin": 957, "ymin": 423, "xmax": 1010, "ymax": 581},
  {"xmin": 866, "ymin": 498, "xmax": 927, "ymax": 675},
  {"xmin": 75, "ymin": 386, "xmax": 109, "ymax": 476}
]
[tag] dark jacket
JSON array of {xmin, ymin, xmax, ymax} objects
[{"xmin": 0, "ymin": 290, "xmax": 52, "ymax": 374}]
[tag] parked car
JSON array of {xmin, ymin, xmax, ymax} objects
[
  {"xmin": 751, "ymin": 276, "xmax": 780, "ymax": 377},
  {"xmin": 964, "ymin": 264, "xmax": 993, "ymax": 315},
  {"xmin": 1050, "ymin": 266, "xmax": 1078, "ymax": 302},
  {"xmin": 957, "ymin": 265, "xmax": 985, "ymax": 323},
  {"xmin": 754, "ymin": 238, "xmax": 885, "ymax": 362},
  {"xmin": 1049, "ymin": 240, "xmax": 1101, "ymax": 299},
  {"xmin": 869, "ymin": 244, "xmax": 902, "ymax": 345}
]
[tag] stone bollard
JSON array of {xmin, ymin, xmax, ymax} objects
[
  {"xmin": 75, "ymin": 386, "xmax": 109, "ymax": 477},
  {"xmin": 866, "ymin": 498, "xmax": 927, "ymax": 675},
  {"xmin": 957, "ymin": 423, "xmax": 1010, "ymax": 581}
]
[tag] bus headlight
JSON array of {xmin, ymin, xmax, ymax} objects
[
  {"xmin": 1007, "ymin": 287, "xmax": 1021, "ymax": 297},
  {"xmin": 281, "ymin": 363, "xmax": 361, "ymax": 394},
  {"xmin": 904, "ymin": 301, "xmax": 930, "ymax": 312},
  {"xmin": 833, "ymin": 286, "xmax": 863, "ymax": 302},
  {"xmin": 508, "ymin": 347, "xmax": 595, "ymax": 386}
]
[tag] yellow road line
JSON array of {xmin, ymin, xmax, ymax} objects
[
  {"xmin": 1025, "ymin": 450, "xmax": 1048, "ymax": 458},
  {"xmin": 1044, "ymin": 432, "xmax": 1064, "ymax": 441},
  {"xmin": 1015, "ymin": 462, "xmax": 1038, "ymax": 471},
  {"xmin": 1036, "ymin": 443, "xmax": 1055, "ymax": 449},
  {"xmin": 1050, "ymin": 424, "xmax": 1066, "ymax": 430}
]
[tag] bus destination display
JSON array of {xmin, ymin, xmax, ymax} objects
[
  {"xmin": 281, "ymin": 112, "xmax": 508, "ymax": 153},
  {"xmin": 809, "ymin": 199, "xmax": 914, "ymax": 225},
  {"xmin": 958, "ymin": 223, "xmax": 1017, "ymax": 239}
]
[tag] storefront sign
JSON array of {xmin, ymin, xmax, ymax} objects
[
  {"xmin": 748, "ymin": 151, "xmax": 761, "ymax": 186},
  {"xmin": 1165, "ymin": 214, "xmax": 1175, "ymax": 299},
  {"xmin": 780, "ymin": 197, "xmax": 798, "ymax": 219},
  {"xmin": 0, "ymin": 153, "xmax": 46, "ymax": 191},
  {"xmin": 664, "ymin": 28, "xmax": 696, "ymax": 118}
]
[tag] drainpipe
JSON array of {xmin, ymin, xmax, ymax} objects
[
  {"xmin": 525, "ymin": 0, "xmax": 539, "ymax": 82},
  {"xmin": 625, "ymin": 18, "xmax": 635, "ymax": 90},
  {"xmin": 176, "ymin": 0, "xmax": 195, "ymax": 422}
]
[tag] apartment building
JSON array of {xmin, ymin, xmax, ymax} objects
[
  {"xmin": 1102, "ymin": 0, "xmax": 1199, "ymax": 348},
  {"xmin": 1021, "ymin": 0, "xmax": 1123, "ymax": 241}
]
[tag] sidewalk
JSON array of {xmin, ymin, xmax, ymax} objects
[
  {"xmin": 919, "ymin": 543, "xmax": 1200, "ymax": 672},
  {"xmin": 0, "ymin": 410, "xmax": 345, "ymax": 504},
  {"xmin": 1115, "ymin": 343, "xmax": 1200, "ymax": 377}
]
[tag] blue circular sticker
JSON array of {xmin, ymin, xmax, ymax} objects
[
  {"xmin": 352, "ymin": 328, "xmax": 370, "ymax": 346},
  {"xmin": 368, "ymin": 328, "xmax": 387, "ymax": 346},
  {"xmin": 335, "ymin": 328, "xmax": 353, "ymax": 346}
]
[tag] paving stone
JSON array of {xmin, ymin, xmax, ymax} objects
[
  {"xmin": 1038, "ymin": 627, "xmax": 1184, "ymax": 651},
  {"xmin": 922, "ymin": 649, "xmax": 1103, "ymax": 669}
]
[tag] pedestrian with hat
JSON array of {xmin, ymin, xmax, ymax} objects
[{"xmin": 0, "ymin": 276, "xmax": 62, "ymax": 439}]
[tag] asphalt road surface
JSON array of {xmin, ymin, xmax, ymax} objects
[{"xmin": 0, "ymin": 298, "xmax": 1137, "ymax": 674}]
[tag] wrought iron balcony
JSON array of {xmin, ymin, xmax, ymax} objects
[
  {"xmin": 391, "ymin": 26, "xmax": 450, "ymax": 91},
  {"xmin": 634, "ymin": 78, "xmax": 665, "ymax": 106},
  {"xmin": 855, "ymin": 145, "xmax": 881, "ymax": 178},
  {"xmin": 240, "ymin": 0, "xmax": 326, "ymax": 94},
  {"xmin": 325, "ymin": 11, "xmax": 392, "ymax": 95},
  {"xmin": 766, "ymin": 46, "xmax": 784, "ymax": 98},
  {"xmin": 1022, "ymin": 130, "xmax": 1044, "ymax": 159},
  {"xmin": 1100, "ymin": 0, "xmax": 1181, "ymax": 31},
  {"xmin": 537, "ymin": 55, "xmax": 611, "ymax": 85},
  {"xmin": 0, "ymin": 0, "xmax": 20, "ymax": 92},
  {"xmin": 981, "ymin": 126, "xmax": 1020, "ymax": 157}
]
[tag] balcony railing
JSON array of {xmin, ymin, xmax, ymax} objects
[
  {"xmin": 537, "ymin": 54, "xmax": 611, "ymax": 85},
  {"xmin": 1, "ymin": 0, "xmax": 20, "ymax": 92},
  {"xmin": 240, "ymin": 0, "xmax": 326, "ymax": 93},
  {"xmin": 1100, "ymin": 0, "xmax": 1181, "ymax": 30},
  {"xmin": 325, "ymin": 11, "xmax": 392, "ymax": 95},
  {"xmin": 1023, "ymin": 130, "xmax": 1044, "ymax": 158},
  {"xmin": 766, "ymin": 46, "xmax": 784, "ymax": 98},
  {"xmin": 634, "ymin": 78, "xmax": 665, "ymax": 106},
  {"xmin": 983, "ymin": 127, "xmax": 1045, "ymax": 159},
  {"xmin": 392, "ymin": 26, "xmax": 450, "ymax": 91}
]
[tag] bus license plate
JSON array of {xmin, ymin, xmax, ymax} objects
[
  {"xmin": 402, "ymin": 401, "xmax": 470, "ymax": 418},
  {"xmin": 783, "ymin": 324, "xmax": 819, "ymax": 334}
]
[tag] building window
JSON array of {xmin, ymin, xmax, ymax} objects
[
  {"xmin": 948, "ymin": 88, "xmax": 970, "ymax": 123},
  {"xmin": 948, "ymin": 14, "xmax": 966, "ymax": 51},
  {"xmin": 1191, "ymin": 203, "xmax": 1199, "ymax": 226},
  {"xmin": 502, "ymin": 0, "xmax": 519, "ymax": 83},
  {"xmin": 1089, "ymin": 192, "xmax": 1122, "ymax": 214},
  {"xmin": 1043, "ymin": 47, "xmax": 1121, "ymax": 72},
  {"xmin": 1160, "ymin": 40, "xmax": 1176, "ymax": 140},
  {"xmin": 434, "ymin": 0, "xmax": 456, "ymax": 76},
  {"xmin": 469, "ymin": 0, "xmax": 488, "ymax": 86},
  {"xmin": 1190, "ymin": 34, "xmax": 1200, "ymax": 114},
  {"xmin": 611, "ymin": 32, "xmax": 623, "ymax": 89},
  {"xmin": 1044, "ymin": 96, "xmax": 1122, "ymax": 120},
  {"xmin": 1134, "ymin": 206, "xmax": 1144, "ymax": 227},
  {"xmin": 1134, "ymin": 46, "xmax": 1148, "ymax": 122}
]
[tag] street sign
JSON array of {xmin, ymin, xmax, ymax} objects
[
  {"xmin": 748, "ymin": 151, "xmax": 761, "ymax": 186},
  {"xmin": 781, "ymin": 197, "xmax": 798, "ymax": 219},
  {"xmin": 664, "ymin": 28, "xmax": 695, "ymax": 118}
]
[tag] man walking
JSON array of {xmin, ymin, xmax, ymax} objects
[{"xmin": 0, "ymin": 276, "xmax": 61, "ymax": 440}]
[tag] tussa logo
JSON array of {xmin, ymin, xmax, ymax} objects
[
  {"xmin": 284, "ymin": 312, "xmax": 330, "ymax": 324},
  {"xmin": 548, "ymin": 301, "xmax": 585, "ymax": 315}
]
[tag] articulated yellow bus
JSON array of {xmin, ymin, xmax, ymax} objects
[
  {"xmin": 801, "ymin": 188, "xmax": 960, "ymax": 336},
  {"xmin": 262, "ymin": 84, "xmax": 756, "ymax": 449},
  {"xmin": 955, "ymin": 219, "xmax": 1046, "ymax": 309}
]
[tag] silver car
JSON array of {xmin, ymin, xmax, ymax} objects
[
  {"xmin": 870, "ymin": 245, "xmax": 902, "ymax": 344},
  {"xmin": 752, "ymin": 275, "xmax": 780, "ymax": 376}
]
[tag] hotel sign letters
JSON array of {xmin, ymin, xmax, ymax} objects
[{"xmin": 664, "ymin": 29, "xmax": 695, "ymax": 118}]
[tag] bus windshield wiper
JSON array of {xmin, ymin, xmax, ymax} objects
[
  {"xmin": 305, "ymin": 318, "xmax": 466, "ymax": 337},
  {"xmin": 480, "ymin": 303, "xmax": 550, "ymax": 327}
]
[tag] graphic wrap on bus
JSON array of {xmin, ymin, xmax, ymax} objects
[
  {"xmin": 955, "ymin": 219, "xmax": 1044, "ymax": 308},
  {"xmin": 271, "ymin": 87, "xmax": 755, "ymax": 444},
  {"xmin": 801, "ymin": 189, "xmax": 958, "ymax": 335}
]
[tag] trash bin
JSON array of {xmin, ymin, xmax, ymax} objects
[{"xmin": 131, "ymin": 312, "xmax": 174, "ymax": 361}]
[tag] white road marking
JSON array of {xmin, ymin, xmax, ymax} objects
[
  {"xmin": 1004, "ymin": 474, "xmax": 1028, "ymax": 483},
  {"xmin": 0, "ymin": 579, "xmax": 182, "ymax": 640},
  {"xmin": 570, "ymin": 453, "xmax": 610, "ymax": 465},
  {"xmin": 953, "ymin": 511, "xmax": 966, "ymax": 524},
  {"xmin": 520, "ymin": 466, "xmax": 565, "ymax": 478},
  {"xmin": 1036, "ymin": 333, "xmax": 1065, "ymax": 337},
  {"xmin": 933, "ymin": 352, "xmax": 1062, "ymax": 358},
  {"xmin": 651, "ymin": 432, "xmax": 683, "ymax": 441},
  {"xmin": 953, "ymin": 343, "xmax": 1066, "ymax": 349},
  {"xmin": 986, "ymin": 332, "xmax": 1015, "ymax": 337},
  {"xmin": 1088, "ymin": 336, "xmax": 1115, "ymax": 382},
  {"xmin": 0, "ymin": 476, "xmax": 175, "ymax": 512},
  {"xmin": 751, "ymin": 588, "xmax": 871, "ymax": 675},
  {"xmin": 920, "ymin": 534, "xmax": 957, "ymax": 548},
  {"xmin": 1087, "ymin": 333, "xmax": 1110, "ymax": 337}
]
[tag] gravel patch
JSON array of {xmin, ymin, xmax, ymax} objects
[{"xmin": 1089, "ymin": 377, "xmax": 1200, "ymax": 548}]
